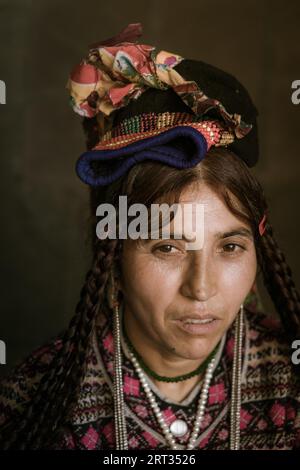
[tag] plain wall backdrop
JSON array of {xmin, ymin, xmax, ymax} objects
[{"xmin": 0, "ymin": 0, "xmax": 300, "ymax": 376}]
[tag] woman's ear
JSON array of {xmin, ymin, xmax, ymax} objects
[
  {"xmin": 107, "ymin": 263, "xmax": 123, "ymax": 309},
  {"xmin": 106, "ymin": 272, "xmax": 115, "ymax": 309}
]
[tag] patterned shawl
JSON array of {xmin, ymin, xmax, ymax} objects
[{"xmin": 0, "ymin": 287, "xmax": 300, "ymax": 449}]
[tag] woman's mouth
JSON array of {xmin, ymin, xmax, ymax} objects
[{"xmin": 174, "ymin": 317, "xmax": 220, "ymax": 335}]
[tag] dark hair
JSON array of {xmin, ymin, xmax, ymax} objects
[{"xmin": 2, "ymin": 81, "xmax": 300, "ymax": 450}]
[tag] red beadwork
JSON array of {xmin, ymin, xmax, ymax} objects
[{"xmin": 95, "ymin": 113, "xmax": 234, "ymax": 152}]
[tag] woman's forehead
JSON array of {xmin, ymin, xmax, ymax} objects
[{"xmin": 175, "ymin": 184, "xmax": 238, "ymax": 218}]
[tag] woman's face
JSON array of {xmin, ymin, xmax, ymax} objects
[{"xmin": 120, "ymin": 183, "xmax": 257, "ymax": 362}]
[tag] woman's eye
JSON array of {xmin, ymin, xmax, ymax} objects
[
  {"xmin": 154, "ymin": 244, "xmax": 180, "ymax": 254},
  {"xmin": 222, "ymin": 243, "xmax": 245, "ymax": 253},
  {"xmin": 153, "ymin": 242, "xmax": 245, "ymax": 256}
]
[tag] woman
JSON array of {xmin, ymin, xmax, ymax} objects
[{"xmin": 0, "ymin": 23, "xmax": 299, "ymax": 450}]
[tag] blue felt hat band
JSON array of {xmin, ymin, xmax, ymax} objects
[{"xmin": 76, "ymin": 126, "xmax": 208, "ymax": 186}]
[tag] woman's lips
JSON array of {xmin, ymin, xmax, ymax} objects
[{"xmin": 174, "ymin": 317, "xmax": 220, "ymax": 335}]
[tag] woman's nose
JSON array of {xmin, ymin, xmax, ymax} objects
[{"xmin": 180, "ymin": 253, "xmax": 218, "ymax": 302}]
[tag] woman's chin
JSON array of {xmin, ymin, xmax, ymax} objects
[
  {"xmin": 167, "ymin": 329, "xmax": 223, "ymax": 361},
  {"xmin": 165, "ymin": 339, "xmax": 212, "ymax": 362}
]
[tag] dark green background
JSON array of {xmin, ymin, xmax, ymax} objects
[{"xmin": 0, "ymin": 0, "xmax": 300, "ymax": 376}]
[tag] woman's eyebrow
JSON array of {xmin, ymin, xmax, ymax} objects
[
  {"xmin": 214, "ymin": 227, "xmax": 253, "ymax": 240},
  {"xmin": 158, "ymin": 227, "xmax": 253, "ymax": 242}
]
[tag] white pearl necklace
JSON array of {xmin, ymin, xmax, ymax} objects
[{"xmin": 129, "ymin": 351, "xmax": 216, "ymax": 450}]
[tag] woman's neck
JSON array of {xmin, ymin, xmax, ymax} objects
[
  {"xmin": 122, "ymin": 308, "xmax": 208, "ymax": 401},
  {"xmin": 151, "ymin": 374, "xmax": 204, "ymax": 404}
]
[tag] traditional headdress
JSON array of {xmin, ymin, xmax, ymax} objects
[
  {"xmin": 65, "ymin": 25, "xmax": 265, "ymax": 451},
  {"xmin": 66, "ymin": 23, "xmax": 260, "ymax": 188}
]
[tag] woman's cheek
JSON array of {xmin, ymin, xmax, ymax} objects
[
  {"xmin": 220, "ymin": 253, "xmax": 256, "ymax": 287},
  {"xmin": 121, "ymin": 253, "xmax": 177, "ymax": 302},
  {"xmin": 136, "ymin": 255, "xmax": 183, "ymax": 296},
  {"xmin": 218, "ymin": 257, "xmax": 256, "ymax": 317}
]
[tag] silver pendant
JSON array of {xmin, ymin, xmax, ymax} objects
[{"xmin": 169, "ymin": 419, "xmax": 188, "ymax": 437}]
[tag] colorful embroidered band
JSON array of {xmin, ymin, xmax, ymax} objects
[
  {"xmin": 98, "ymin": 112, "xmax": 234, "ymax": 149},
  {"xmin": 76, "ymin": 112, "xmax": 235, "ymax": 186},
  {"xmin": 66, "ymin": 23, "xmax": 252, "ymax": 140}
]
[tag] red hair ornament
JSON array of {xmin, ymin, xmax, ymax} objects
[{"xmin": 259, "ymin": 213, "xmax": 267, "ymax": 236}]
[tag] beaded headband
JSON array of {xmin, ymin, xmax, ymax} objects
[{"xmin": 76, "ymin": 112, "xmax": 235, "ymax": 186}]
